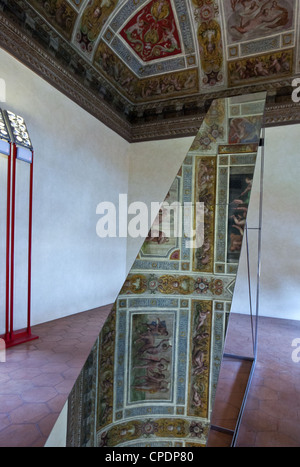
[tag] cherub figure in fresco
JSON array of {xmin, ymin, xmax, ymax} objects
[
  {"xmin": 196, "ymin": 310, "xmax": 210, "ymax": 331},
  {"xmin": 192, "ymin": 350, "xmax": 207, "ymax": 375},
  {"xmin": 145, "ymin": 229, "xmax": 169, "ymax": 244},
  {"xmin": 133, "ymin": 357, "xmax": 170, "ymax": 372},
  {"xmin": 241, "ymin": 177, "xmax": 253, "ymax": 198},
  {"xmin": 183, "ymin": 72, "xmax": 197, "ymax": 90},
  {"xmin": 138, "ymin": 338, "xmax": 171, "ymax": 356},
  {"xmin": 151, "ymin": 0, "xmax": 170, "ymax": 21},
  {"xmin": 254, "ymin": 58, "xmax": 269, "ymax": 76},
  {"xmin": 193, "ymin": 331, "xmax": 210, "ymax": 346},
  {"xmin": 279, "ymin": 52, "xmax": 290, "ymax": 72},
  {"xmin": 135, "ymin": 332, "xmax": 155, "ymax": 349},
  {"xmin": 231, "ymin": 0, "xmax": 254, "ymax": 10},
  {"xmin": 54, "ymin": 0, "xmax": 74, "ymax": 32},
  {"xmin": 234, "ymin": 60, "xmax": 247, "ymax": 79},
  {"xmin": 229, "ymin": 233, "xmax": 243, "ymax": 252},
  {"xmin": 135, "ymin": 369, "xmax": 167, "ymax": 385},
  {"xmin": 133, "ymin": 379, "xmax": 169, "ymax": 393},
  {"xmin": 231, "ymin": 214, "xmax": 246, "ymax": 236},
  {"xmin": 192, "ymin": 383, "xmax": 204, "ymax": 408},
  {"xmin": 144, "ymin": 317, "xmax": 169, "ymax": 337},
  {"xmin": 141, "ymin": 79, "xmax": 159, "ymax": 98},
  {"xmin": 229, "ymin": 118, "xmax": 247, "ymax": 142},
  {"xmin": 231, "ymin": 0, "xmax": 260, "ymax": 13},
  {"xmin": 231, "ymin": 0, "xmax": 289, "ymax": 34},
  {"xmin": 102, "ymin": 329, "xmax": 114, "ymax": 346}
]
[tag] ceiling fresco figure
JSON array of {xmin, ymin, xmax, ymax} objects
[
  {"xmin": 224, "ymin": 0, "xmax": 294, "ymax": 43},
  {"xmin": 76, "ymin": 0, "xmax": 118, "ymax": 53},
  {"xmin": 27, "ymin": 0, "xmax": 77, "ymax": 39},
  {"xmin": 191, "ymin": 0, "xmax": 225, "ymax": 87},
  {"xmin": 17, "ymin": 0, "xmax": 297, "ymax": 116}
]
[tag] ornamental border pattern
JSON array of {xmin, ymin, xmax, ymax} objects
[{"xmin": 0, "ymin": 13, "xmax": 299, "ymax": 143}]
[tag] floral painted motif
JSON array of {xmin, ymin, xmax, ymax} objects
[{"xmin": 120, "ymin": 0, "xmax": 182, "ymax": 62}]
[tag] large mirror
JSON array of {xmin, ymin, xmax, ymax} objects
[{"xmin": 66, "ymin": 92, "xmax": 266, "ymax": 447}]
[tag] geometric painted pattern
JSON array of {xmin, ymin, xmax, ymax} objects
[{"xmin": 15, "ymin": 0, "xmax": 298, "ymax": 112}]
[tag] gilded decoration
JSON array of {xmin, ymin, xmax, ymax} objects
[
  {"xmin": 191, "ymin": 0, "xmax": 225, "ymax": 87},
  {"xmin": 120, "ymin": 0, "xmax": 182, "ymax": 62},
  {"xmin": 97, "ymin": 305, "xmax": 116, "ymax": 430},
  {"xmin": 228, "ymin": 48, "xmax": 293, "ymax": 86},
  {"xmin": 188, "ymin": 300, "xmax": 212, "ymax": 418}
]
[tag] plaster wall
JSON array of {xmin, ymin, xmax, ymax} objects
[
  {"xmin": 125, "ymin": 137, "xmax": 193, "ymax": 275},
  {"xmin": 0, "ymin": 47, "xmax": 130, "ymax": 333}
]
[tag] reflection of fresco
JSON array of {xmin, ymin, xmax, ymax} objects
[
  {"xmin": 190, "ymin": 99, "xmax": 225, "ymax": 152},
  {"xmin": 188, "ymin": 300, "xmax": 212, "ymax": 418},
  {"xmin": 66, "ymin": 93, "xmax": 267, "ymax": 448},
  {"xmin": 129, "ymin": 313, "xmax": 174, "ymax": 403},
  {"xmin": 120, "ymin": 0, "xmax": 182, "ymax": 62},
  {"xmin": 229, "ymin": 116, "xmax": 263, "ymax": 144},
  {"xmin": 141, "ymin": 178, "xmax": 180, "ymax": 258},
  {"xmin": 193, "ymin": 157, "xmax": 216, "ymax": 273},
  {"xmin": 227, "ymin": 170, "xmax": 254, "ymax": 263},
  {"xmin": 224, "ymin": 0, "xmax": 294, "ymax": 44},
  {"xmin": 97, "ymin": 418, "xmax": 209, "ymax": 447},
  {"xmin": 228, "ymin": 49, "xmax": 293, "ymax": 86},
  {"xmin": 97, "ymin": 305, "xmax": 116, "ymax": 430}
]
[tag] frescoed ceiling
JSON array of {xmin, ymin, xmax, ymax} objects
[{"xmin": 0, "ymin": 0, "xmax": 299, "ymax": 140}]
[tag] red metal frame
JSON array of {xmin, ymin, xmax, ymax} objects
[
  {"xmin": 4, "ymin": 142, "xmax": 11, "ymax": 343},
  {"xmin": 1, "ymin": 142, "xmax": 38, "ymax": 348}
]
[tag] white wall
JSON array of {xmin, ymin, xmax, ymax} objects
[
  {"xmin": 0, "ymin": 48, "xmax": 130, "ymax": 333},
  {"xmin": 232, "ymin": 124, "xmax": 300, "ymax": 321},
  {"xmin": 44, "ymin": 401, "xmax": 68, "ymax": 448},
  {"xmin": 126, "ymin": 127, "xmax": 300, "ymax": 322}
]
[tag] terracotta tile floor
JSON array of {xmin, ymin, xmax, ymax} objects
[
  {"xmin": 0, "ymin": 304, "xmax": 112, "ymax": 447},
  {"xmin": 207, "ymin": 313, "xmax": 300, "ymax": 447},
  {"xmin": 0, "ymin": 308, "xmax": 299, "ymax": 447}
]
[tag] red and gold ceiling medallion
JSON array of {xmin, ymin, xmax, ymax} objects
[{"xmin": 120, "ymin": 0, "xmax": 182, "ymax": 62}]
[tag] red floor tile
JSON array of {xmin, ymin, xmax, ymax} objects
[
  {"xmin": 0, "ymin": 304, "xmax": 112, "ymax": 447},
  {"xmin": 0, "ymin": 306, "xmax": 299, "ymax": 447}
]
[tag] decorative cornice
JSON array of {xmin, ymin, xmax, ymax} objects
[
  {"xmin": 0, "ymin": 12, "xmax": 299, "ymax": 143},
  {"xmin": 129, "ymin": 101, "xmax": 300, "ymax": 142},
  {"xmin": 0, "ymin": 12, "xmax": 132, "ymax": 141}
]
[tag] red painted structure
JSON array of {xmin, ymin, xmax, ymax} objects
[{"xmin": 1, "ymin": 111, "xmax": 38, "ymax": 347}]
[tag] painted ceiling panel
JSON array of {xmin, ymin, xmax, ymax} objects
[{"xmin": 5, "ymin": 0, "xmax": 297, "ymax": 117}]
